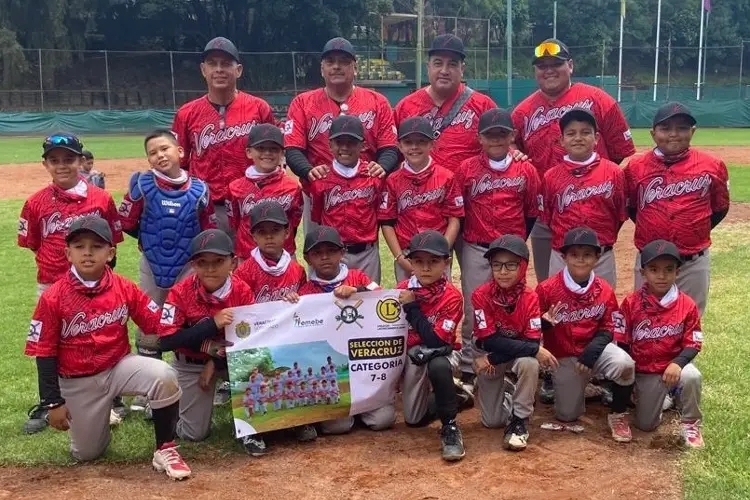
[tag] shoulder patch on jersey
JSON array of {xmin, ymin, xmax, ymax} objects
[
  {"xmin": 442, "ymin": 319, "xmax": 456, "ymax": 332},
  {"xmin": 27, "ymin": 320, "xmax": 42, "ymax": 343},
  {"xmin": 284, "ymin": 120, "xmax": 294, "ymax": 135},
  {"xmin": 454, "ymin": 196, "xmax": 464, "ymax": 207},
  {"xmin": 537, "ymin": 194, "xmax": 544, "ymax": 212},
  {"xmin": 161, "ymin": 304, "xmax": 176, "ymax": 325},
  {"xmin": 474, "ymin": 309, "xmax": 487, "ymax": 330},
  {"xmin": 530, "ymin": 317, "xmax": 542, "ymax": 330},
  {"xmin": 118, "ymin": 200, "xmax": 133, "ymax": 218},
  {"xmin": 623, "ymin": 129, "xmax": 633, "ymax": 141},
  {"xmin": 692, "ymin": 330, "xmax": 704, "ymax": 343},
  {"xmin": 225, "ymin": 199, "xmax": 234, "ymax": 218},
  {"xmin": 18, "ymin": 217, "xmax": 28, "ymax": 237},
  {"xmin": 113, "ymin": 220, "xmax": 122, "ymax": 231},
  {"xmin": 147, "ymin": 300, "xmax": 160, "ymax": 313},
  {"xmin": 380, "ymin": 192, "xmax": 389, "ymax": 210},
  {"xmin": 612, "ymin": 311, "xmax": 626, "ymax": 334}
]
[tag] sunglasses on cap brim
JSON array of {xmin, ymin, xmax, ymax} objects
[
  {"xmin": 534, "ymin": 42, "xmax": 564, "ymax": 59},
  {"xmin": 44, "ymin": 135, "xmax": 77, "ymax": 147}
]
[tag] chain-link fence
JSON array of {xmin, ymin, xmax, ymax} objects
[{"xmin": 2, "ymin": 42, "xmax": 750, "ymax": 111}]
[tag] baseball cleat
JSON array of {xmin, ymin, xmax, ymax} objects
[
  {"xmin": 504, "ymin": 415, "xmax": 529, "ymax": 451},
  {"xmin": 109, "ymin": 409, "xmax": 123, "ymax": 426},
  {"xmin": 130, "ymin": 395, "xmax": 149, "ymax": 412},
  {"xmin": 680, "ymin": 419, "xmax": 705, "ymax": 448},
  {"xmin": 294, "ymin": 425, "xmax": 318, "ymax": 442},
  {"xmin": 153, "ymin": 442, "xmax": 191, "ymax": 480},
  {"xmin": 112, "ymin": 396, "xmax": 128, "ymax": 420},
  {"xmin": 214, "ymin": 381, "xmax": 231, "ymax": 406},
  {"xmin": 607, "ymin": 412, "xmax": 632, "ymax": 443},
  {"xmin": 440, "ymin": 423, "xmax": 465, "ymax": 462},
  {"xmin": 241, "ymin": 435, "xmax": 268, "ymax": 456},
  {"xmin": 23, "ymin": 404, "xmax": 49, "ymax": 434},
  {"xmin": 454, "ymin": 379, "xmax": 474, "ymax": 409},
  {"xmin": 539, "ymin": 372, "xmax": 555, "ymax": 404},
  {"xmin": 662, "ymin": 393, "xmax": 675, "ymax": 412}
]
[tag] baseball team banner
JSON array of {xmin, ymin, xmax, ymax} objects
[{"xmin": 225, "ymin": 291, "xmax": 408, "ymax": 438}]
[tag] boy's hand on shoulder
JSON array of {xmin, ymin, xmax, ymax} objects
[
  {"xmin": 663, "ymin": 363, "xmax": 682, "ymax": 389},
  {"xmin": 333, "ymin": 285, "xmax": 357, "ymax": 299},
  {"xmin": 48, "ymin": 405, "xmax": 71, "ymax": 431},
  {"xmin": 398, "ymin": 290, "xmax": 415, "ymax": 305}
]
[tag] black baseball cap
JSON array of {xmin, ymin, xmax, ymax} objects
[
  {"xmin": 479, "ymin": 108, "xmax": 514, "ymax": 134},
  {"xmin": 483, "ymin": 234, "xmax": 529, "ymax": 261},
  {"xmin": 329, "ymin": 115, "xmax": 364, "ymax": 141},
  {"xmin": 640, "ymin": 240, "xmax": 682, "ymax": 268},
  {"xmin": 248, "ymin": 124, "xmax": 284, "ymax": 148},
  {"xmin": 82, "ymin": 150, "xmax": 94, "ymax": 160},
  {"xmin": 190, "ymin": 229, "xmax": 234, "ymax": 258},
  {"xmin": 398, "ymin": 117, "xmax": 437, "ymax": 141},
  {"xmin": 533, "ymin": 38, "xmax": 572, "ymax": 65},
  {"xmin": 202, "ymin": 37, "xmax": 240, "ymax": 63},
  {"xmin": 560, "ymin": 226, "xmax": 602, "ymax": 254},
  {"xmin": 321, "ymin": 37, "xmax": 356, "ymax": 60},
  {"xmin": 653, "ymin": 102, "xmax": 697, "ymax": 127},
  {"xmin": 250, "ymin": 201, "xmax": 289, "ymax": 230},
  {"xmin": 43, "ymin": 133, "xmax": 84, "ymax": 158},
  {"xmin": 560, "ymin": 108, "xmax": 598, "ymax": 133},
  {"xmin": 428, "ymin": 34, "xmax": 466, "ymax": 60},
  {"xmin": 66, "ymin": 215, "xmax": 113, "ymax": 245},
  {"xmin": 408, "ymin": 230, "xmax": 450, "ymax": 258},
  {"xmin": 304, "ymin": 225, "xmax": 345, "ymax": 253}
]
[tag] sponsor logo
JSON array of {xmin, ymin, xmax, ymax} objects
[
  {"xmin": 293, "ymin": 312, "xmax": 324, "ymax": 328},
  {"xmin": 693, "ymin": 330, "xmax": 704, "ymax": 343},
  {"xmin": 147, "ymin": 300, "xmax": 160, "ymax": 313},
  {"xmin": 61, "ymin": 304, "xmax": 129, "ymax": 339},
  {"xmin": 224, "ymin": 200, "xmax": 233, "ymax": 218},
  {"xmin": 18, "ymin": 217, "xmax": 28, "ymax": 237},
  {"xmin": 41, "ymin": 210, "xmax": 102, "ymax": 238},
  {"xmin": 376, "ymin": 298, "xmax": 401, "ymax": 323},
  {"xmin": 612, "ymin": 311, "xmax": 626, "ymax": 334},
  {"xmin": 455, "ymin": 196, "xmax": 464, "ymax": 207},
  {"xmin": 555, "ymin": 181, "xmax": 613, "ymax": 213},
  {"xmin": 380, "ymin": 191, "xmax": 389, "ymax": 210},
  {"xmin": 335, "ymin": 299, "xmax": 364, "ymax": 330},
  {"xmin": 308, "ymin": 111, "xmax": 376, "ymax": 141},
  {"xmin": 324, "ymin": 185, "xmax": 376, "ymax": 211},
  {"xmin": 442, "ymin": 319, "xmax": 456, "ymax": 332},
  {"xmin": 194, "ymin": 121, "xmax": 258, "ymax": 157},
  {"xmin": 522, "ymin": 99, "xmax": 594, "ymax": 140},
  {"xmin": 639, "ymin": 174, "xmax": 712, "ymax": 210},
  {"xmin": 553, "ymin": 302, "xmax": 606, "ymax": 324},
  {"xmin": 161, "ymin": 304, "xmax": 176, "ymax": 325},
  {"xmin": 283, "ymin": 120, "xmax": 294, "ymax": 135},
  {"xmin": 397, "ymin": 188, "xmax": 445, "ymax": 212},
  {"xmin": 470, "ymin": 173, "xmax": 526, "ymax": 198},
  {"xmin": 256, "ymin": 284, "xmax": 300, "ymax": 303},
  {"xmin": 624, "ymin": 129, "xmax": 633, "ymax": 141},
  {"xmin": 632, "ymin": 320, "xmax": 685, "ymax": 342},
  {"xmin": 235, "ymin": 321, "xmax": 251, "ymax": 339},
  {"xmin": 27, "ymin": 320, "xmax": 42, "ymax": 343},
  {"xmin": 530, "ymin": 317, "xmax": 542, "ymax": 330},
  {"xmin": 161, "ymin": 200, "xmax": 181, "ymax": 208},
  {"xmin": 241, "ymin": 193, "xmax": 294, "ymax": 216},
  {"xmin": 118, "ymin": 200, "xmax": 132, "ymax": 217},
  {"xmin": 474, "ymin": 309, "xmax": 487, "ymax": 330}
]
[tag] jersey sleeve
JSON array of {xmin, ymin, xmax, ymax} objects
[
  {"xmin": 613, "ymin": 167, "xmax": 628, "ymax": 223},
  {"xmin": 127, "ymin": 281, "xmax": 162, "ymax": 335},
  {"xmin": 392, "ymin": 100, "xmax": 406, "ymax": 128},
  {"xmin": 511, "ymin": 110, "xmax": 526, "ymax": 153},
  {"xmin": 378, "ymin": 178, "xmax": 398, "ymax": 220},
  {"xmin": 200, "ymin": 196, "xmax": 217, "ymax": 230},
  {"xmin": 470, "ymin": 289, "xmax": 495, "ymax": 339},
  {"xmin": 682, "ymin": 303, "xmax": 704, "ymax": 352},
  {"xmin": 308, "ymin": 180, "xmax": 323, "ymax": 224},
  {"xmin": 18, "ymin": 199, "xmax": 40, "ymax": 251},
  {"xmin": 158, "ymin": 288, "xmax": 187, "ymax": 337},
  {"xmin": 521, "ymin": 291, "xmax": 543, "ymax": 340},
  {"xmin": 284, "ymin": 96, "xmax": 309, "ymax": 151},
  {"xmin": 541, "ymin": 171, "xmax": 554, "ymax": 225},
  {"xmin": 25, "ymin": 291, "xmax": 61, "ymax": 357},
  {"xmin": 600, "ymin": 290, "xmax": 625, "ymax": 339},
  {"xmin": 523, "ymin": 163, "xmax": 543, "ymax": 219},
  {"xmin": 434, "ymin": 293, "xmax": 464, "ymax": 348},
  {"xmin": 600, "ymin": 100, "xmax": 635, "ymax": 163},
  {"xmin": 258, "ymin": 99, "xmax": 277, "ymax": 125},
  {"xmin": 535, "ymin": 282, "xmax": 549, "ymax": 315},
  {"xmin": 441, "ymin": 172, "xmax": 465, "ymax": 218},
  {"xmin": 711, "ymin": 160, "xmax": 731, "ymax": 213},
  {"xmin": 623, "ymin": 163, "xmax": 639, "ymax": 213},
  {"xmin": 104, "ymin": 196, "xmax": 124, "ymax": 244},
  {"xmin": 289, "ymin": 184, "xmax": 304, "ymax": 231},
  {"xmin": 172, "ymin": 107, "xmax": 192, "ymax": 169},
  {"xmin": 617, "ymin": 295, "xmax": 633, "ymax": 344},
  {"xmin": 225, "ymin": 189, "xmax": 241, "ymax": 231},
  {"xmin": 375, "ymin": 95, "xmax": 398, "ymax": 149},
  {"xmin": 117, "ymin": 190, "xmax": 144, "ymax": 234}
]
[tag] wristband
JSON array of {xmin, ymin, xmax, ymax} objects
[{"xmin": 394, "ymin": 253, "xmax": 405, "ymax": 262}]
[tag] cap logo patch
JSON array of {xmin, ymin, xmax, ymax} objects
[
  {"xmin": 200, "ymin": 232, "xmax": 216, "ymax": 249},
  {"xmin": 573, "ymin": 230, "xmax": 588, "ymax": 242},
  {"xmin": 656, "ymin": 242, "xmax": 668, "ymax": 254}
]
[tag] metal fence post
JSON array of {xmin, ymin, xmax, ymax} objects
[
  {"xmin": 739, "ymin": 41, "xmax": 744, "ymax": 99},
  {"xmin": 104, "ymin": 50, "xmax": 111, "ymax": 110},
  {"xmin": 169, "ymin": 51, "xmax": 177, "ymax": 109},
  {"xmin": 38, "ymin": 49, "xmax": 44, "ymax": 112},
  {"xmin": 291, "ymin": 51, "xmax": 298, "ymax": 95},
  {"xmin": 600, "ymin": 40, "xmax": 606, "ymax": 89}
]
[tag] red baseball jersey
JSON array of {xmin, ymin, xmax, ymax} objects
[
  {"xmin": 118, "ymin": 175, "xmax": 216, "ymax": 234},
  {"xmin": 455, "ymin": 154, "xmax": 542, "ymax": 243},
  {"xmin": 24, "ymin": 268, "xmax": 161, "ymax": 376},
  {"xmin": 172, "ymin": 92, "xmax": 276, "ymax": 201},
  {"xmin": 378, "ymin": 161, "xmax": 464, "ymax": 249},
  {"xmin": 619, "ymin": 288, "xmax": 703, "ymax": 374},
  {"xmin": 471, "ymin": 282, "xmax": 542, "ymax": 342},
  {"xmin": 624, "ymin": 149, "xmax": 730, "ymax": 254},
  {"xmin": 298, "ymin": 268, "xmax": 376, "ymax": 296},
  {"xmin": 396, "ymin": 280, "xmax": 463, "ymax": 349},
  {"xmin": 305, "ymin": 161, "xmax": 385, "ymax": 245},
  {"xmin": 536, "ymin": 273, "xmax": 624, "ymax": 359},
  {"xmin": 234, "ymin": 255, "xmax": 307, "ymax": 303},
  {"xmin": 284, "ymin": 87, "xmax": 397, "ymax": 168},
  {"xmin": 394, "ymin": 84, "xmax": 497, "ymax": 171},
  {"xmin": 226, "ymin": 169, "xmax": 303, "ymax": 258},
  {"xmin": 18, "ymin": 184, "xmax": 123, "ymax": 284},
  {"xmin": 542, "ymin": 156, "xmax": 627, "ymax": 250},
  {"xmin": 158, "ymin": 274, "xmax": 255, "ymax": 360},
  {"xmin": 512, "ymin": 83, "xmax": 635, "ymax": 177}
]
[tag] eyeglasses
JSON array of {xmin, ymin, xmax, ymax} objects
[
  {"xmin": 490, "ymin": 261, "xmax": 520, "ymax": 272},
  {"xmin": 534, "ymin": 42, "xmax": 563, "ymax": 58}
]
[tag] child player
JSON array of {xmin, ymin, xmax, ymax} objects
[
  {"xmin": 119, "ymin": 129, "xmax": 215, "ymax": 366},
  {"xmin": 536, "ymin": 227, "xmax": 635, "ymax": 443},
  {"xmin": 24, "ymin": 216, "xmax": 190, "ymax": 479},
  {"xmin": 543, "ymin": 109, "xmax": 627, "ymax": 288},
  {"xmin": 80, "ymin": 150, "xmax": 105, "ymax": 188},
  {"xmin": 285, "ymin": 225, "xmax": 393, "ymax": 433},
  {"xmin": 471, "ymin": 234, "xmax": 556, "ymax": 451},
  {"xmin": 379, "ymin": 117, "xmax": 464, "ymax": 282},
  {"xmin": 155, "ymin": 229, "xmax": 269, "ymax": 456},
  {"xmin": 305, "ymin": 115, "xmax": 385, "ymax": 283},
  {"xmin": 625, "ymin": 103, "xmax": 729, "ymax": 316},
  {"xmin": 397, "ymin": 230, "xmax": 466, "ymax": 461},
  {"xmin": 453, "ymin": 108, "xmax": 541, "ymax": 386},
  {"xmin": 19, "ymin": 133, "xmax": 123, "ymax": 433},
  {"xmin": 619, "ymin": 240, "xmax": 704, "ymax": 447},
  {"xmin": 227, "ymin": 124, "xmax": 303, "ymax": 263}
]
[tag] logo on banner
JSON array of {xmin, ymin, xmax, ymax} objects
[
  {"xmin": 235, "ymin": 321, "xmax": 251, "ymax": 339},
  {"xmin": 335, "ymin": 299, "xmax": 364, "ymax": 330},
  {"xmin": 376, "ymin": 299, "xmax": 401, "ymax": 323}
]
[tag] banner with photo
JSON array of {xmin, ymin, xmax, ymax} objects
[{"xmin": 225, "ymin": 290, "xmax": 408, "ymax": 438}]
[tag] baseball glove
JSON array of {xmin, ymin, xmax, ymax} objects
[{"xmin": 407, "ymin": 344, "xmax": 452, "ymax": 366}]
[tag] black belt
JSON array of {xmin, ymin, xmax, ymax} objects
[
  {"xmin": 175, "ymin": 352, "xmax": 208, "ymax": 365},
  {"xmin": 346, "ymin": 242, "xmax": 375, "ymax": 254},
  {"xmin": 473, "ymin": 242, "xmax": 491, "ymax": 249},
  {"xmin": 681, "ymin": 249, "xmax": 706, "ymax": 262},
  {"xmin": 60, "ymin": 372, "xmax": 94, "ymax": 379}
]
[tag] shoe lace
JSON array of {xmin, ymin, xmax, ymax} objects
[
  {"xmin": 683, "ymin": 421, "xmax": 701, "ymax": 439},
  {"xmin": 160, "ymin": 446, "xmax": 186, "ymax": 466},
  {"xmin": 611, "ymin": 414, "xmax": 629, "ymax": 433},
  {"xmin": 442, "ymin": 425, "xmax": 459, "ymax": 445},
  {"xmin": 242, "ymin": 435, "xmax": 265, "ymax": 447}
]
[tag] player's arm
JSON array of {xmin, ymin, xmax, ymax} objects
[
  {"xmin": 616, "ymin": 296, "xmax": 633, "ymax": 352},
  {"xmin": 289, "ymin": 185, "xmax": 304, "ymax": 236},
  {"xmin": 258, "ymin": 99, "xmax": 276, "ymax": 125},
  {"xmin": 401, "ymin": 292, "xmax": 461, "ymax": 348},
  {"xmin": 441, "ymin": 173, "xmax": 464, "ymax": 247},
  {"xmin": 172, "ymin": 107, "xmax": 192, "ymax": 170},
  {"xmin": 511, "ymin": 110, "xmax": 526, "ymax": 153},
  {"xmin": 224, "ymin": 190, "xmax": 240, "ymax": 232},
  {"xmin": 284, "ymin": 97, "xmax": 314, "ymax": 180},
  {"xmin": 117, "ymin": 192, "xmax": 144, "ymax": 237},
  {"xmin": 26, "ymin": 294, "xmax": 66, "ymax": 410},
  {"xmin": 600, "ymin": 99, "xmax": 636, "ymax": 164},
  {"xmin": 104, "ymin": 196, "xmax": 124, "ymax": 244},
  {"xmin": 578, "ymin": 294, "xmax": 621, "ymax": 369},
  {"xmin": 18, "ymin": 200, "xmax": 40, "ymax": 252},
  {"xmin": 541, "ymin": 171, "xmax": 553, "ymax": 226},
  {"xmin": 613, "ymin": 167, "xmax": 628, "ymax": 231},
  {"xmin": 126, "ymin": 281, "xmax": 165, "ymax": 336},
  {"xmin": 200, "ymin": 190, "xmax": 218, "ymax": 230},
  {"xmin": 673, "ymin": 304, "xmax": 703, "ymax": 367},
  {"xmin": 473, "ymin": 292, "xmax": 541, "ymax": 365},
  {"xmin": 524, "ymin": 165, "xmax": 543, "ymax": 239},
  {"xmin": 308, "ymin": 182, "xmax": 323, "ymax": 224},
  {"xmin": 374, "ymin": 96, "xmax": 399, "ymax": 174},
  {"xmin": 623, "ymin": 163, "xmax": 638, "ymax": 223},
  {"xmin": 710, "ymin": 160, "xmax": 730, "ymax": 229}
]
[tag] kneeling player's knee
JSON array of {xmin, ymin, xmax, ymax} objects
[
  {"xmin": 615, "ymin": 358, "xmax": 636, "ymax": 385},
  {"xmin": 150, "ymin": 364, "xmax": 180, "ymax": 405},
  {"xmin": 427, "ymin": 356, "xmax": 453, "ymax": 383},
  {"xmin": 480, "ymin": 411, "xmax": 506, "ymax": 429},
  {"xmin": 176, "ymin": 420, "xmax": 211, "ymax": 442},
  {"xmin": 320, "ymin": 417, "xmax": 354, "ymax": 435},
  {"xmin": 71, "ymin": 443, "xmax": 108, "ymax": 462},
  {"xmin": 364, "ymin": 405, "xmax": 396, "ymax": 431}
]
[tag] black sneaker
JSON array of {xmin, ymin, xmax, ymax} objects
[
  {"xmin": 23, "ymin": 404, "xmax": 48, "ymax": 434},
  {"xmin": 214, "ymin": 381, "xmax": 231, "ymax": 406},
  {"xmin": 112, "ymin": 396, "xmax": 128, "ymax": 419},
  {"xmin": 440, "ymin": 423, "xmax": 466, "ymax": 462},
  {"xmin": 294, "ymin": 425, "xmax": 318, "ymax": 442},
  {"xmin": 503, "ymin": 415, "xmax": 529, "ymax": 451},
  {"xmin": 241, "ymin": 435, "xmax": 268, "ymax": 457},
  {"xmin": 540, "ymin": 372, "xmax": 555, "ymax": 404}
]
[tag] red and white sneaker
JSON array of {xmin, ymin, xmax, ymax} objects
[
  {"xmin": 607, "ymin": 412, "xmax": 632, "ymax": 443},
  {"xmin": 153, "ymin": 442, "xmax": 192, "ymax": 480},
  {"xmin": 680, "ymin": 419, "xmax": 705, "ymax": 448}
]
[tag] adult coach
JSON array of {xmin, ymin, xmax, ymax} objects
[
  {"xmin": 512, "ymin": 39, "xmax": 636, "ymax": 283},
  {"xmin": 284, "ymin": 37, "xmax": 399, "ymax": 232},
  {"xmin": 173, "ymin": 36, "xmax": 277, "ymax": 234}
]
